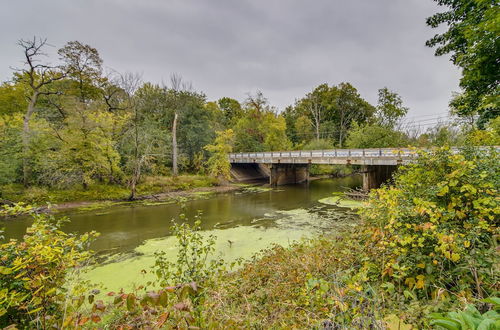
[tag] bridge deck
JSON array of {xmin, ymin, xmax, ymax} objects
[{"xmin": 229, "ymin": 147, "xmax": 485, "ymax": 166}]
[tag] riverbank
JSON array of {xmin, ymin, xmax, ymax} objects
[
  {"xmin": 0, "ymin": 175, "xmax": 248, "ymax": 214},
  {"xmin": 1, "ymin": 174, "xmax": 357, "ymax": 215}
]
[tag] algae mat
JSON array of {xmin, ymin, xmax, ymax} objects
[{"xmin": 84, "ymin": 207, "xmax": 353, "ymax": 292}]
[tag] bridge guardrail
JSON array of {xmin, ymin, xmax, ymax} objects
[{"xmin": 229, "ymin": 146, "xmax": 499, "ymax": 161}]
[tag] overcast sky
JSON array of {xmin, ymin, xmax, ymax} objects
[{"xmin": 1, "ymin": 0, "xmax": 461, "ymax": 121}]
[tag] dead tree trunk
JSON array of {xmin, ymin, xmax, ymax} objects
[{"xmin": 172, "ymin": 112, "xmax": 178, "ymax": 176}]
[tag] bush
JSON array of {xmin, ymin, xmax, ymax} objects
[
  {"xmin": 361, "ymin": 147, "xmax": 499, "ymax": 302},
  {"xmin": 0, "ymin": 205, "xmax": 98, "ymax": 328}
]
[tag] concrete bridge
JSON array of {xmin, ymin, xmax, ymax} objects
[{"xmin": 230, "ymin": 148, "xmax": 419, "ymax": 190}]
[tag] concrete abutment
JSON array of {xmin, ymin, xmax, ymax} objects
[
  {"xmin": 269, "ymin": 164, "xmax": 310, "ymax": 186},
  {"xmin": 361, "ymin": 165, "xmax": 397, "ymax": 191}
]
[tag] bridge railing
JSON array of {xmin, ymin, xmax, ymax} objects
[
  {"xmin": 229, "ymin": 147, "xmax": 500, "ymax": 165},
  {"xmin": 229, "ymin": 147, "xmax": 421, "ymax": 160}
]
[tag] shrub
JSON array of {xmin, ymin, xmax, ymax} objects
[
  {"xmin": 0, "ymin": 204, "xmax": 98, "ymax": 328},
  {"xmin": 361, "ymin": 147, "xmax": 499, "ymax": 303}
]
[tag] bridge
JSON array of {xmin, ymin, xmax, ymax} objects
[{"xmin": 230, "ymin": 148, "xmax": 424, "ymax": 190}]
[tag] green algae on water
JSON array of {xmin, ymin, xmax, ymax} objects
[
  {"xmin": 83, "ymin": 225, "xmax": 313, "ymax": 292},
  {"xmin": 318, "ymin": 194, "xmax": 366, "ymax": 209}
]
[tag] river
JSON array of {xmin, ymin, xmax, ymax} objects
[{"xmin": 1, "ymin": 176, "xmax": 362, "ymax": 291}]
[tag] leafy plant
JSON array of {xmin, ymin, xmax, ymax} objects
[
  {"xmin": 152, "ymin": 212, "xmax": 224, "ymax": 287},
  {"xmin": 204, "ymin": 129, "xmax": 234, "ymax": 181},
  {"xmin": 0, "ymin": 204, "xmax": 98, "ymax": 328},
  {"xmin": 361, "ymin": 147, "xmax": 499, "ymax": 302},
  {"xmin": 429, "ymin": 297, "xmax": 500, "ymax": 330}
]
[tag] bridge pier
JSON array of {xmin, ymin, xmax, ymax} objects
[
  {"xmin": 270, "ymin": 164, "xmax": 309, "ymax": 186},
  {"xmin": 361, "ymin": 165, "xmax": 397, "ymax": 191}
]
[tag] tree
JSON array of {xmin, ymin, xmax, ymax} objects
[
  {"xmin": 204, "ymin": 129, "xmax": 234, "ymax": 181},
  {"xmin": 233, "ymin": 92, "xmax": 291, "ymax": 152},
  {"xmin": 217, "ymin": 97, "xmax": 242, "ymax": 126},
  {"xmin": 426, "ymin": 0, "xmax": 499, "ymax": 127},
  {"xmin": 306, "ymin": 94, "xmax": 323, "ymax": 140},
  {"xmin": 376, "ymin": 87, "xmax": 408, "ymax": 128},
  {"xmin": 15, "ymin": 37, "xmax": 64, "ymax": 186},
  {"xmin": 288, "ymin": 83, "xmax": 375, "ymax": 147},
  {"xmin": 262, "ymin": 113, "xmax": 291, "ymax": 151},
  {"xmin": 335, "ymin": 83, "xmax": 376, "ymax": 147},
  {"xmin": 168, "ymin": 73, "xmax": 193, "ymax": 176},
  {"xmin": 58, "ymin": 41, "xmax": 103, "ymax": 103},
  {"xmin": 345, "ymin": 122, "xmax": 409, "ymax": 148},
  {"xmin": 294, "ymin": 115, "xmax": 314, "ymax": 144},
  {"xmin": 117, "ymin": 73, "xmax": 144, "ymax": 199},
  {"xmin": 41, "ymin": 101, "xmax": 127, "ymax": 189}
]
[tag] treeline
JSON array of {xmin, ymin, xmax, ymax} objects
[{"xmin": 1, "ymin": 38, "xmax": 498, "ymax": 195}]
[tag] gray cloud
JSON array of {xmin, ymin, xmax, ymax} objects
[{"xmin": 0, "ymin": 0, "xmax": 461, "ymax": 118}]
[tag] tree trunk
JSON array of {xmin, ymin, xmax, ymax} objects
[
  {"xmin": 172, "ymin": 112, "xmax": 178, "ymax": 176},
  {"xmin": 22, "ymin": 92, "xmax": 38, "ymax": 187},
  {"xmin": 129, "ymin": 162, "xmax": 141, "ymax": 200}
]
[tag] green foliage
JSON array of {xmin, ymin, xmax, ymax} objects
[
  {"xmin": 217, "ymin": 97, "xmax": 243, "ymax": 127},
  {"xmin": 153, "ymin": 213, "xmax": 224, "ymax": 286},
  {"xmin": 204, "ymin": 129, "xmax": 234, "ymax": 180},
  {"xmin": 0, "ymin": 114, "xmax": 23, "ymax": 185},
  {"xmin": 1, "ymin": 175, "xmax": 217, "ymax": 204},
  {"xmin": 0, "ymin": 81, "xmax": 28, "ymax": 115},
  {"xmin": 233, "ymin": 92, "xmax": 291, "ymax": 152},
  {"xmin": 302, "ymin": 138, "xmax": 333, "ymax": 150},
  {"xmin": 285, "ymin": 82, "xmax": 376, "ymax": 146},
  {"xmin": 467, "ymin": 117, "xmax": 500, "ymax": 146},
  {"xmin": 426, "ymin": 0, "xmax": 499, "ymax": 126},
  {"xmin": 429, "ymin": 298, "xmax": 500, "ymax": 330},
  {"xmin": 361, "ymin": 147, "xmax": 499, "ymax": 302},
  {"xmin": 376, "ymin": 87, "xmax": 409, "ymax": 128},
  {"xmin": 416, "ymin": 125, "xmax": 465, "ymax": 147},
  {"xmin": 0, "ymin": 204, "xmax": 98, "ymax": 328},
  {"xmin": 346, "ymin": 121, "xmax": 409, "ymax": 148},
  {"xmin": 42, "ymin": 105, "xmax": 128, "ymax": 188},
  {"xmin": 58, "ymin": 40, "xmax": 103, "ymax": 102}
]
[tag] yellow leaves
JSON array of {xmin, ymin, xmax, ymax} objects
[
  {"xmin": 417, "ymin": 263, "xmax": 425, "ymax": 269},
  {"xmin": 464, "ymin": 240, "xmax": 471, "ymax": 248},
  {"xmin": 451, "ymin": 253, "xmax": 460, "ymax": 262},
  {"xmin": 404, "ymin": 277, "xmax": 415, "ymax": 289},
  {"xmin": 433, "ymin": 259, "xmax": 438, "ymax": 265},
  {"xmin": 437, "ymin": 185, "xmax": 449, "ymax": 196},
  {"xmin": 405, "ymin": 275, "xmax": 425, "ymax": 290},
  {"xmin": 443, "ymin": 250, "xmax": 461, "ymax": 262},
  {"xmin": 460, "ymin": 184, "xmax": 477, "ymax": 195},
  {"xmin": 415, "ymin": 275, "xmax": 425, "ymax": 289}
]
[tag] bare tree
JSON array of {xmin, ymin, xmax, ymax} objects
[
  {"xmin": 245, "ymin": 91, "xmax": 269, "ymax": 113},
  {"xmin": 169, "ymin": 73, "xmax": 191, "ymax": 177},
  {"xmin": 117, "ymin": 72, "xmax": 145, "ymax": 199},
  {"xmin": 307, "ymin": 95, "xmax": 323, "ymax": 140},
  {"xmin": 15, "ymin": 37, "xmax": 64, "ymax": 186},
  {"xmin": 172, "ymin": 111, "xmax": 179, "ymax": 176}
]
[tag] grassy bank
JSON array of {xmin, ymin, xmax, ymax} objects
[{"xmin": 0, "ymin": 175, "xmax": 218, "ymax": 205}]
